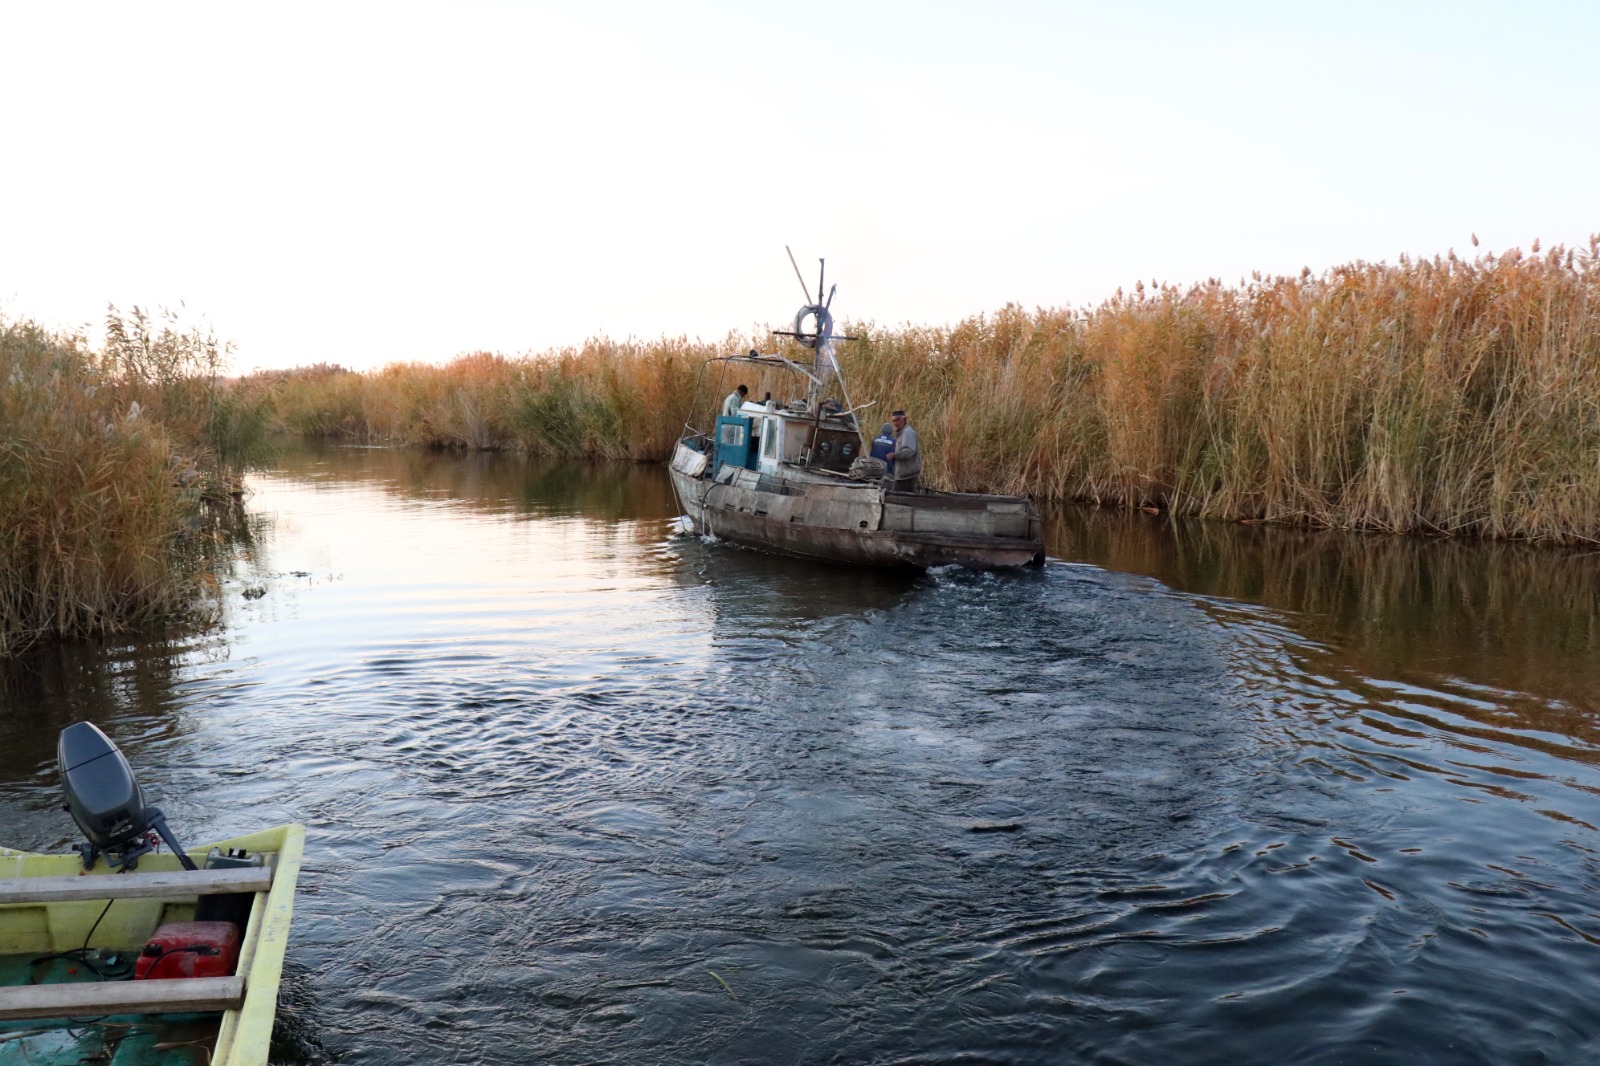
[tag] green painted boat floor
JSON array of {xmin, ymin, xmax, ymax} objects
[{"xmin": 0, "ymin": 955, "xmax": 219, "ymax": 1066}]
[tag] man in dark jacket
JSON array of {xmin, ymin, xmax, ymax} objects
[{"xmin": 887, "ymin": 409, "xmax": 921, "ymax": 492}]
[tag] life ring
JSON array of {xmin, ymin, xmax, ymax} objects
[{"xmin": 793, "ymin": 304, "xmax": 833, "ymax": 349}]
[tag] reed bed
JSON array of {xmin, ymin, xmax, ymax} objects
[
  {"xmin": 261, "ymin": 338, "xmax": 718, "ymax": 460},
  {"xmin": 845, "ymin": 238, "xmax": 1600, "ymax": 543},
  {"xmin": 0, "ymin": 308, "xmax": 273, "ymax": 655},
  {"xmin": 2, "ymin": 318, "xmax": 196, "ymax": 655},
  {"xmin": 257, "ymin": 237, "xmax": 1600, "ymax": 544},
  {"xmin": 102, "ymin": 305, "xmax": 275, "ymax": 492}
]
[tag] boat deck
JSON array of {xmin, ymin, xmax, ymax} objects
[{"xmin": 0, "ymin": 953, "xmax": 221, "ymax": 1066}]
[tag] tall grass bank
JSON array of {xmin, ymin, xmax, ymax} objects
[
  {"xmin": 0, "ymin": 311, "xmax": 263, "ymax": 656},
  {"xmin": 849, "ymin": 239, "xmax": 1600, "ymax": 544},
  {"xmin": 263, "ymin": 240, "xmax": 1600, "ymax": 545}
]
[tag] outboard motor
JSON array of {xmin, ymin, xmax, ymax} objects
[{"xmin": 58, "ymin": 721, "xmax": 195, "ymax": 872}]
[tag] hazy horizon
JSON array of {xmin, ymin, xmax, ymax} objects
[{"xmin": 4, "ymin": 0, "xmax": 1596, "ymax": 372}]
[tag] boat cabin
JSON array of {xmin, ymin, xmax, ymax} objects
[{"xmin": 713, "ymin": 400, "xmax": 861, "ymax": 477}]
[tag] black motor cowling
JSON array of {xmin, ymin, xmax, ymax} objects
[
  {"xmin": 58, "ymin": 721, "xmax": 194, "ymax": 871},
  {"xmin": 59, "ymin": 722, "xmax": 148, "ymax": 853}
]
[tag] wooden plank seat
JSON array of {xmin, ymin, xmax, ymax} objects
[
  {"xmin": 0, "ymin": 975, "xmax": 245, "ymax": 1020},
  {"xmin": 0, "ymin": 867, "xmax": 273, "ymax": 906}
]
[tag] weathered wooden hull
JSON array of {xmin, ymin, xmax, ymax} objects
[{"xmin": 670, "ymin": 448, "xmax": 1045, "ymax": 570}]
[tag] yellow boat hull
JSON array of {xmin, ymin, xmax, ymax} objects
[{"xmin": 0, "ymin": 824, "xmax": 305, "ymax": 1066}]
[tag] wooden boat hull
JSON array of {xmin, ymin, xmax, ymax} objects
[
  {"xmin": 671, "ymin": 447, "xmax": 1045, "ymax": 570},
  {"xmin": 0, "ymin": 823, "xmax": 305, "ymax": 1066}
]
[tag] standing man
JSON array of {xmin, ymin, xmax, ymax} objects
[
  {"xmin": 722, "ymin": 384, "xmax": 749, "ymax": 417},
  {"xmin": 886, "ymin": 408, "xmax": 921, "ymax": 492}
]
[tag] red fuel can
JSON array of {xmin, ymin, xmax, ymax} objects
[{"xmin": 133, "ymin": 921, "xmax": 241, "ymax": 980}]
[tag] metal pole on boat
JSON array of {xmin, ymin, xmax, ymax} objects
[{"xmin": 786, "ymin": 246, "xmax": 813, "ymax": 304}]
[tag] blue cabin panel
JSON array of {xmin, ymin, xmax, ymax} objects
[{"xmin": 714, "ymin": 415, "xmax": 757, "ymax": 473}]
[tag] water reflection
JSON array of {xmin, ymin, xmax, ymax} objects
[
  {"xmin": 2, "ymin": 449, "xmax": 1600, "ymax": 1064},
  {"xmin": 671, "ymin": 538, "xmax": 920, "ymax": 624},
  {"xmin": 0, "ymin": 640, "xmax": 182, "ymax": 774},
  {"xmin": 0, "ymin": 496, "xmax": 258, "ymax": 810},
  {"xmin": 272, "ymin": 441, "xmax": 677, "ymax": 527},
  {"xmin": 1049, "ymin": 503, "xmax": 1600, "ymax": 724}
]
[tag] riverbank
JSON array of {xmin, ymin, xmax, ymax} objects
[
  {"xmin": 0, "ymin": 312, "xmax": 267, "ymax": 656},
  {"xmin": 7, "ymin": 238, "xmax": 1597, "ymax": 657},
  {"xmin": 256, "ymin": 239, "xmax": 1600, "ymax": 544}
]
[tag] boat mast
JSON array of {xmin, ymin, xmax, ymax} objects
[{"xmin": 777, "ymin": 248, "xmax": 865, "ymax": 448}]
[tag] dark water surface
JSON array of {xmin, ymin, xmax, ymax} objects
[{"xmin": 3, "ymin": 445, "xmax": 1599, "ymax": 1064}]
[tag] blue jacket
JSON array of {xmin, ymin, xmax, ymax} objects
[{"xmin": 870, "ymin": 429, "xmax": 895, "ymax": 475}]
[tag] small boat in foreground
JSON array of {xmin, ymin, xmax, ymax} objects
[
  {"xmin": 0, "ymin": 724, "xmax": 304, "ymax": 1066},
  {"xmin": 670, "ymin": 256, "xmax": 1046, "ymax": 570}
]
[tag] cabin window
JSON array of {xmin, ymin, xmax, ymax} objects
[
  {"xmin": 762, "ymin": 419, "xmax": 780, "ymax": 460},
  {"xmin": 719, "ymin": 422, "xmax": 746, "ymax": 447}
]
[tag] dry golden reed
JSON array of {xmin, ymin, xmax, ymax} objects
[
  {"xmin": 0, "ymin": 307, "xmax": 273, "ymax": 655},
  {"xmin": 260, "ymin": 338, "xmax": 718, "ymax": 461},
  {"xmin": 258, "ymin": 238, "xmax": 1600, "ymax": 544},
  {"xmin": 1, "ymin": 318, "xmax": 199, "ymax": 655},
  {"xmin": 848, "ymin": 238, "xmax": 1600, "ymax": 544}
]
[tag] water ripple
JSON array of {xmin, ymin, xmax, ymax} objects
[{"xmin": 3, "ymin": 453, "xmax": 1600, "ymax": 1064}]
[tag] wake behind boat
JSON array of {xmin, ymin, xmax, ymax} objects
[{"xmin": 669, "ymin": 256, "xmax": 1046, "ymax": 570}]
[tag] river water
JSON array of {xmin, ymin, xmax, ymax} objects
[{"xmin": 3, "ymin": 444, "xmax": 1599, "ymax": 1065}]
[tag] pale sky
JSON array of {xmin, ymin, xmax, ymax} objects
[{"xmin": 3, "ymin": 1, "xmax": 1596, "ymax": 372}]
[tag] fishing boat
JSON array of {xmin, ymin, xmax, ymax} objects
[
  {"xmin": 0, "ymin": 723, "xmax": 305, "ymax": 1066},
  {"xmin": 669, "ymin": 255, "xmax": 1046, "ymax": 570}
]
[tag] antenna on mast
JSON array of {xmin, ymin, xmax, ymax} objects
[{"xmin": 785, "ymin": 246, "xmax": 813, "ymax": 304}]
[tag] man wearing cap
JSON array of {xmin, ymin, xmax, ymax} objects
[{"xmin": 886, "ymin": 409, "xmax": 921, "ymax": 492}]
